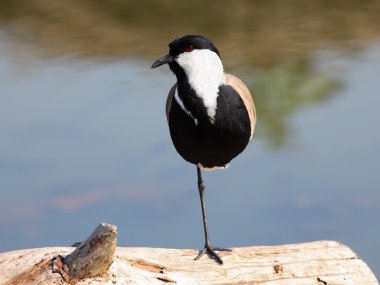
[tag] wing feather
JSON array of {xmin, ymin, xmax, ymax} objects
[
  {"xmin": 224, "ymin": 73, "xmax": 256, "ymax": 138},
  {"xmin": 166, "ymin": 83, "xmax": 177, "ymax": 122}
]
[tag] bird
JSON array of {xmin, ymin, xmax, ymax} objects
[{"xmin": 151, "ymin": 35, "xmax": 256, "ymax": 264}]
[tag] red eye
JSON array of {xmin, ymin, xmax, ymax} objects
[{"xmin": 185, "ymin": 46, "xmax": 194, "ymax": 52}]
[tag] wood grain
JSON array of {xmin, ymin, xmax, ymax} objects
[{"xmin": 0, "ymin": 240, "xmax": 377, "ymax": 285}]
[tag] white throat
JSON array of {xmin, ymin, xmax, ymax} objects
[{"xmin": 176, "ymin": 49, "xmax": 224, "ymax": 121}]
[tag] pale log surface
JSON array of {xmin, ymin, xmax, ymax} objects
[{"xmin": 0, "ymin": 241, "xmax": 378, "ymax": 285}]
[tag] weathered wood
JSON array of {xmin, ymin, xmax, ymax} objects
[
  {"xmin": 1, "ymin": 242, "xmax": 378, "ymax": 285},
  {"xmin": 63, "ymin": 223, "xmax": 117, "ymax": 281},
  {"xmin": 0, "ymin": 224, "xmax": 378, "ymax": 285}
]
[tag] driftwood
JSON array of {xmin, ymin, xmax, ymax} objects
[
  {"xmin": 0, "ymin": 223, "xmax": 378, "ymax": 285},
  {"xmin": 64, "ymin": 223, "xmax": 116, "ymax": 280}
]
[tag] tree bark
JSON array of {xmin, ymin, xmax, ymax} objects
[{"xmin": 0, "ymin": 224, "xmax": 378, "ymax": 285}]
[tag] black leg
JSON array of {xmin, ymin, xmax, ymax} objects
[{"xmin": 194, "ymin": 166, "xmax": 232, "ymax": 264}]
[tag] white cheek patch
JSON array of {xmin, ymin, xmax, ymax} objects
[
  {"xmin": 174, "ymin": 88, "xmax": 198, "ymax": 125},
  {"xmin": 176, "ymin": 49, "xmax": 224, "ymax": 122}
]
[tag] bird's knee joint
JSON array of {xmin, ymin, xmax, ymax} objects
[{"xmin": 198, "ymin": 182, "xmax": 205, "ymax": 192}]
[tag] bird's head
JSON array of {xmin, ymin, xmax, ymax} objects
[{"xmin": 151, "ymin": 35, "xmax": 222, "ymax": 78}]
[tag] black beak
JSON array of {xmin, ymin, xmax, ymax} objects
[{"xmin": 151, "ymin": 54, "xmax": 174, "ymax": 68}]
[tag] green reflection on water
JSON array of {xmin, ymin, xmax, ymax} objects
[
  {"xmin": 248, "ymin": 60, "xmax": 340, "ymax": 149},
  {"xmin": 1, "ymin": 0, "xmax": 380, "ymax": 63},
  {"xmin": 0, "ymin": 0, "xmax": 379, "ymax": 148}
]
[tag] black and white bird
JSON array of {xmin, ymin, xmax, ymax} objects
[{"xmin": 151, "ymin": 35, "xmax": 256, "ymax": 264}]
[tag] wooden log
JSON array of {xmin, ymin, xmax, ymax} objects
[{"xmin": 0, "ymin": 224, "xmax": 378, "ymax": 285}]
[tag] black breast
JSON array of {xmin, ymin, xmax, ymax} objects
[{"xmin": 168, "ymin": 84, "xmax": 251, "ymax": 168}]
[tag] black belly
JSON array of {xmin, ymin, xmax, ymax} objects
[{"xmin": 168, "ymin": 85, "xmax": 251, "ymax": 168}]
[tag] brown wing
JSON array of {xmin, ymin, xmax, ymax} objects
[
  {"xmin": 224, "ymin": 73, "xmax": 256, "ymax": 138},
  {"xmin": 166, "ymin": 83, "xmax": 178, "ymax": 122}
]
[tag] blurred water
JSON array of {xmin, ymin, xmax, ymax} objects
[{"xmin": 0, "ymin": 0, "xmax": 379, "ymax": 279}]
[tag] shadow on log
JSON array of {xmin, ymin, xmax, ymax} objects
[{"xmin": 0, "ymin": 223, "xmax": 378, "ymax": 285}]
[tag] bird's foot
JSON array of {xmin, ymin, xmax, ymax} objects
[{"xmin": 194, "ymin": 244, "xmax": 232, "ymax": 264}]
